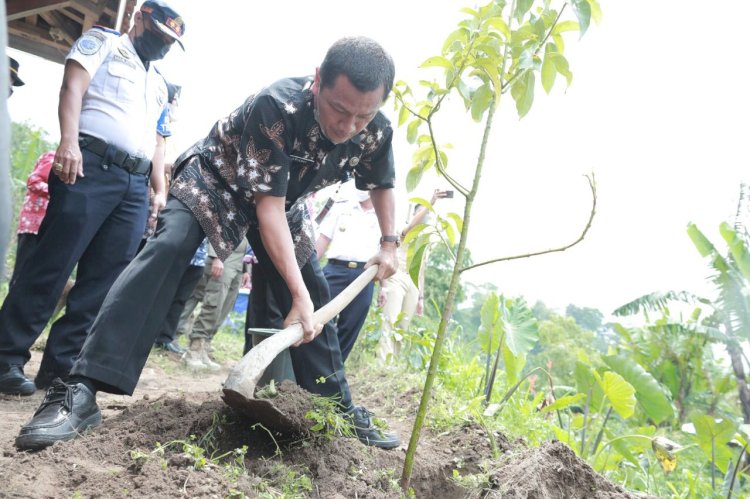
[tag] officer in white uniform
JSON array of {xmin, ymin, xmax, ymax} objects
[
  {"xmin": 315, "ymin": 189, "xmax": 381, "ymax": 361},
  {"xmin": 0, "ymin": 0, "xmax": 186, "ymax": 396}
]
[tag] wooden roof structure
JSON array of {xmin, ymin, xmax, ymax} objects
[{"xmin": 6, "ymin": 0, "xmax": 138, "ymax": 64}]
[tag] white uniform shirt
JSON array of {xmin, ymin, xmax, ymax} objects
[
  {"xmin": 319, "ymin": 200, "xmax": 380, "ymax": 263},
  {"xmin": 67, "ymin": 27, "xmax": 167, "ymax": 157}
]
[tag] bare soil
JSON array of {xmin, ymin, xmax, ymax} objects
[{"xmin": 0, "ymin": 350, "xmax": 638, "ymax": 498}]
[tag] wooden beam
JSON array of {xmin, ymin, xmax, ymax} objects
[
  {"xmin": 7, "ymin": 0, "xmax": 71, "ymax": 21},
  {"xmin": 82, "ymin": 13, "xmax": 95, "ymax": 32},
  {"xmin": 59, "ymin": 7, "xmax": 85, "ymax": 25},
  {"xmin": 39, "ymin": 11, "xmax": 79, "ymax": 46},
  {"xmin": 72, "ymin": 0, "xmax": 105, "ymax": 20},
  {"xmin": 8, "ymin": 20, "xmax": 63, "ymax": 47},
  {"xmin": 8, "ymin": 34, "xmax": 67, "ymax": 65}
]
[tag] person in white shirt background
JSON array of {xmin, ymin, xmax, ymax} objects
[{"xmin": 316, "ymin": 187, "xmax": 380, "ymax": 361}]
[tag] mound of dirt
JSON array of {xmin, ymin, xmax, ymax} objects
[{"xmin": 0, "ymin": 353, "xmax": 640, "ymax": 498}]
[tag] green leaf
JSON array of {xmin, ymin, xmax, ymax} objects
[
  {"xmin": 574, "ymin": 361, "xmax": 602, "ymax": 407},
  {"xmin": 604, "ymin": 355, "xmax": 674, "ymax": 424},
  {"xmin": 440, "ymin": 218, "xmax": 456, "ymax": 247},
  {"xmin": 502, "ymin": 343, "xmax": 525, "ymax": 385},
  {"xmin": 518, "ymin": 49, "xmax": 535, "ymax": 70},
  {"xmin": 588, "ymin": 0, "xmax": 603, "ymax": 24},
  {"xmin": 692, "ymin": 415, "xmax": 737, "ymax": 473},
  {"xmin": 479, "ymin": 293, "xmax": 501, "ymax": 354},
  {"xmin": 473, "ymin": 58, "xmax": 503, "ymax": 104},
  {"xmin": 406, "ymin": 119, "xmax": 420, "ymax": 144},
  {"xmin": 405, "ymin": 164, "xmax": 423, "ymax": 192},
  {"xmin": 486, "ymin": 17, "xmax": 511, "ymax": 40},
  {"xmin": 402, "ymin": 222, "xmax": 428, "ymax": 247},
  {"xmin": 596, "ymin": 371, "xmax": 636, "ymax": 419},
  {"xmin": 420, "ymin": 56, "xmax": 455, "ymax": 71},
  {"xmin": 540, "ymin": 393, "xmax": 586, "ymax": 414},
  {"xmin": 514, "ymin": 0, "xmax": 533, "ymax": 20},
  {"xmin": 510, "ymin": 71, "xmax": 535, "ymax": 118},
  {"xmin": 500, "ymin": 297, "xmax": 539, "ymax": 357},
  {"xmin": 687, "ymin": 222, "xmax": 715, "ymax": 258},
  {"xmin": 572, "ymin": 0, "xmax": 591, "ymax": 37},
  {"xmin": 541, "ymin": 52, "xmax": 556, "ymax": 94},
  {"xmin": 437, "ymin": 149, "xmax": 449, "ymax": 171},
  {"xmin": 470, "ymin": 84, "xmax": 494, "ymax": 122},
  {"xmin": 442, "ymin": 27, "xmax": 468, "ymax": 54},
  {"xmin": 398, "ymin": 105, "xmax": 410, "ymax": 127},
  {"xmin": 720, "ymin": 222, "xmax": 750, "ymax": 281},
  {"xmin": 408, "ymin": 243, "xmax": 427, "ymax": 287},
  {"xmin": 552, "ymin": 20, "xmax": 579, "ymax": 34},
  {"xmin": 553, "ymin": 53, "xmax": 573, "ymax": 86},
  {"xmin": 552, "ymin": 33, "xmax": 565, "ymax": 54},
  {"xmin": 447, "ymin": 212, "xmax": 463, "ymax": 234}
]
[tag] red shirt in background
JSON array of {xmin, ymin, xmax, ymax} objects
[{"xmin": 17, "ymin": 151, "xmax": 55, "ymax": 235}]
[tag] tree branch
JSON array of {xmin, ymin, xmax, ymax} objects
[{"xmin": 460, "ymin": 173, "xmax": 596, "ymax": 273}]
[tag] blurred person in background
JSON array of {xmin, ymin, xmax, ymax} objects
[
  {"xmin": 316, "ymin": 188, "xmax": 380, "ymax": 361},
  {"xmin": 377, "ymin": 189, "xmax": 450, "ymax": 361}
]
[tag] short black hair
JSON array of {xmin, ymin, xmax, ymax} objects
[{"xmin": 319, "ymin": 36, "xmax": 395, "ymax": 102}]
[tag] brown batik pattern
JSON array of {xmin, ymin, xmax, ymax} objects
[{"xmin": 170, "ymin": 76, "xmax": 395, "ymax": 263}]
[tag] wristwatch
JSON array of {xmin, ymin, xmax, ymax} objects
[{"xmin": 380, "ymin": 235, "xmax": 400, "ymax": 247}]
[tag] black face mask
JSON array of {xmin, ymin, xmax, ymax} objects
[{"xmin": 133, "ymin": 28, "xmax": 171, "ymax": 62}]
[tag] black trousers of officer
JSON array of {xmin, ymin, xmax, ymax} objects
[
  {"xmin": 323, "ymin": 263, "xmax": 374, "ymax": 362},
  {"xmin": 0, "ymin": 149, "xmax": 148, "ymax": 378},
  {"xmin": 73, "ymin": 196, "xmax": 354, "ymax": 410}
]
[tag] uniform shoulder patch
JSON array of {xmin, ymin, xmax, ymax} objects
[{"xmin": 76, "ymin": 32, "xmax": 105, "ymax": 55}]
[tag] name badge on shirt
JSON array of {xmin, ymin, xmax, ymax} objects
[{"xmin": 112, "ymin": 54, "xmax": 137, "ymax": 70}]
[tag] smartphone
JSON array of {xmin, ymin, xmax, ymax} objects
[{"xmin": 444, "ymin": 190, "xmax": 454, "ymax": 198}]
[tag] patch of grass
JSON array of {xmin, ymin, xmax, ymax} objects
[
  {"xmin": 253, "ymin": 463, "xmax": 313, "ymax": 498},
  {"xmin": 210, "ymin": 319, "xmax": 245, "ymax": 363}
]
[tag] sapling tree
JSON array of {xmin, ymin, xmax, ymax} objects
[{"xmin": 392, "ymin": 0, "xmax": 601, "ymax": 490}]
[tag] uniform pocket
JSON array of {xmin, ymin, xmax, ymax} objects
[{"xmin": 106, "ymin": 61, "xmax": 137, "ymax": 100}]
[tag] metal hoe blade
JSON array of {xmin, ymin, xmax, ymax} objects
[{"xmin": 222, "ymin": 265, "xmax": 379, "ymax": 425}]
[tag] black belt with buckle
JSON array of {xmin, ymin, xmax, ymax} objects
[
  {"xmin": 328, "ymin": 258, "xmax": 366, "ymax": 269},
  {"xmin": 79, "ymin": 134, "xmax": 152, "ymax": 176}
]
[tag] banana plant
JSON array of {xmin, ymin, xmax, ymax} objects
[
  {"xmin": 392, "ymin": 0, "xmax": 600, "ymax": 490},
  {"xmin": 688, "ymin": 222, "xmax": 750, "ymax": 425},
  {"xmin": 613, "ymin": 294, "xmax": 728, "ymax": 425}
]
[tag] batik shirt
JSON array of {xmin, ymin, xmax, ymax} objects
[{"xmin": 171, "ymin": 76, "xmax": 396, "ymax": 265}]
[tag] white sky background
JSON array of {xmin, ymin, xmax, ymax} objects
[{"xmin": 7, "ymin": 1, "xmax": 750, "ymax": 316}]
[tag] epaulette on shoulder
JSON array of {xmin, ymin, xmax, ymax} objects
[{"xmin": 92, "ymin": 25, "xmax": 120, "ymax": 36}]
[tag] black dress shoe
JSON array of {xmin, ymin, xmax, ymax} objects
[
  {"xmin": 0, "ymin": 364, "xmax": 36, "ymax": 396},
  {"xmin": 347, "ymin": 406, "xmax": 401, "ymax": 449},
  {"xmin": 155, "ymin": 341, "xmax": 186, "ymax": 354},
  {"xmin": 15, "ymin": 378, "xmax": 101, "ymax": 451}
]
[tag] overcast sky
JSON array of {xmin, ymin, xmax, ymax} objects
[{"xmin": 7, "ymin": 1, "xmax": 750, "ymax": 316}]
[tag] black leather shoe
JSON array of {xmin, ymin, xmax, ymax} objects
[
  {"xmin": 155, "ymin": 341, "xmax": 186, "ymax": 354},
  {"xmin": 15, "ymin": 378, "xmax": 101, "ymax": 451},
  {"xmin": 0, "ymin": 364, "xmax": 36, "ymax": 396},
  {"xmin": 348, "ymin": 406, "xmax": 401, "ymax": 449}
]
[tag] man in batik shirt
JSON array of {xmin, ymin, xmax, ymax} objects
[{"xmin": 17, "ymin": 36, "xmax": 401, "ymax": 451}]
